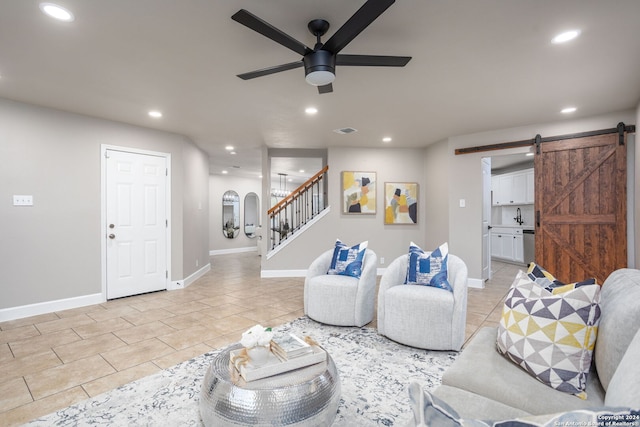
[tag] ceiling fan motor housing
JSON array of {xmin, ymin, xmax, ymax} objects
[{"xmin": 304, "ymin": 50, "xmax": 336, "ymax": 85}]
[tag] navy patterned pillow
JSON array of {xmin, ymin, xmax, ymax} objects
[
  {"xmin": 405, "ymin": 242, "xmax": 452, "ymax": 292},
  {"xmin": 327, "ymin": 239, "xmax": 368, "ymax": 278}
]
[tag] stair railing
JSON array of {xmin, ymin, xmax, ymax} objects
[{"xmin": 267, "ymin": 166, "xmax": 329, "ymax": 250}]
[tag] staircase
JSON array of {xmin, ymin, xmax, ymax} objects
[{"xmin": 267, "ymin": 166, "xmax": 329, "ymax": 253}]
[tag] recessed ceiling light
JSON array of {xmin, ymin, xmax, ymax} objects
[
  {"xmin": 230, "ymin": 151, "xmax": 237, "ymax": 155},
  {"xmin": 222, "ymin": 170, "xmax": 228, "ymax": 174},
  {"xmin": 148, "ymin": 110, "xmax": 162, "ymax": 118},
  {"xmin": 551, "ymin": 30, "xmax": 580, "ymax": 44},
  {"xmin": 382, "ymin": 137, "xmax": 392, "ymax": 143},
  {"xmin": 299, "ymin": 169, "xmax": 305, "ymax": 173},
  {"xmin": 305, "ymin": 107, "xmax": 318, "ymax": 115},
  {"xmin": 225, "ymin": 145, "xmax": 234, "ymax": 151},
  {"xmin": 561, "ymin": 107, "xmax": 577, "ymax": 114},
  {"xmin": 39, "ymin": 3, "xmax": 74, "ymax": 22}
]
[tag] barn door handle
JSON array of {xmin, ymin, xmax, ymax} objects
[{"xmin": 536, "ymin": 210, "xmax": 540, "ymax": 227}]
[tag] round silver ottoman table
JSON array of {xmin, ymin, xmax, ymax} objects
[{"xmin": 199, "ymin": 343, "xmax": 341, "ymax": 426}]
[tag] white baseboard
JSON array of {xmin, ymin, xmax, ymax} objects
[
  {"xmin": 468, "ymin": 277, "xmax": 484, "ymax": 289},
  {"xmin": 168, "ymin": 263, "xmax": 211, "ymax": 290},
  {"xmin": 209, "ymin": 247, "xmax": 258, "ymax": 256},
  {"xmin": 0, "ymin": 293, "xmax": 105, "ymax": 322},
  {"xmin": 261, "ymin": 269, "xmax": 307, "ymax": 278}
]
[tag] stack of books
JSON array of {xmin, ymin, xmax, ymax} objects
[
  {"xmin": 270, "ymin": 333, "xmax": 314, "ymax": 361},
  {"xmin": 229, "ymin": 333, "xmax": 326, "ymax": 382}
]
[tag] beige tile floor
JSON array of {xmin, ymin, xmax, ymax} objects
[{"xmin": 0, "ymin": 253, "xmax": 521, "ymax": 426}]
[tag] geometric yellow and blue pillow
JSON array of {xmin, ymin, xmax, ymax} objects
[{"xmin": 496, "ymin": 270, "xmax": 601, "ymax": 399}]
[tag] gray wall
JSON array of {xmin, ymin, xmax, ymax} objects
[
  {"xmin": 0, "ymin": 98, "xmax": 210, "ymax": 310},
  {"xmin": 444, "ymin": 109, "xmax": 636, "ymax": 279},
  {"xmin": 263, "ymin": 109, "xmax": 637, "ymax": 281},
  {"xmin": 263, "ymin": 147, "xmax": 428, "ymax": 271}
]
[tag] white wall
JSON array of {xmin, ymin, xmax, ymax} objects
[
  {"xmin": 0, "ymin": 98, "xmax": 210, "ymax": 314},
  {"xmin": 209, "ymin": 175, "xmax": 262, "ymax": 253}
]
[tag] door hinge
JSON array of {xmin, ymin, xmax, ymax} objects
[
  {"xmin": 166, "ymin": 271, "xmax": 168, "ymax": 279},
  {"xmin": 166, "ymin": 168, "xmax": 168, "ymax": 176},
  {"xmin": 166, "ymin": 219, "xmax": 168, "ymax": 227}
]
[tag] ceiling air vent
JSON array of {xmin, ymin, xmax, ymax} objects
[{"xmin": 333, "ymin": 127, "xmax": 358, "ymax": 135}]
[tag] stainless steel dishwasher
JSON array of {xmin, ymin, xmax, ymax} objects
[{"xmin": 523, "ymin": 229, "xmax": 535, "ymax": 264}]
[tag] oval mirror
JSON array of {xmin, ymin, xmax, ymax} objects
[
  {"xmin": 244, "ymin": 192, "xmax": 260, "ymax": 238},
  {"xmin": 222, "ymin": 190, "xmax": 240, "ymax": 239}
]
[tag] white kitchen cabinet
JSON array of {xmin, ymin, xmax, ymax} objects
[
  {"xmin": 492, "ymin": 169, "xmax": 534, "ymax": 206},
  {"xmin": 491, "ymin": 227, "xmax": 524, "ymax": 263},
  {"xmin": 525, "ymin": 169, "xmax": 535, "ymax": 204},
  {"xmin": 513, "ymin": 233, "xmax": 524, "ymax": 263}
]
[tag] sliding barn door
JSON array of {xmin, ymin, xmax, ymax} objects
[{"xmin": 534, "ymin": 132, "xmax": 627, "ymax": 284}]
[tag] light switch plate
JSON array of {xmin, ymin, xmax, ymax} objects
[
  {"xmin": 13, "ymin": 195, "xmax": 33, "ymax": 206},
  {"xmin": 459, "ymin": 199, "xmax": 466, "ymax": 208}
]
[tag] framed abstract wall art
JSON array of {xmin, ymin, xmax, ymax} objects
[
  {"xmin": 341, "ymin": 171, "xmax": 376, "ymax": 214},
  {"xmin": 384, "ymin": 182, "xmax": 418, "ymax": 224}
]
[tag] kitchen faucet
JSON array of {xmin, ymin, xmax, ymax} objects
[{"xmin": 514, "ymin": 207, "xmax": 524, "ymax": 225}]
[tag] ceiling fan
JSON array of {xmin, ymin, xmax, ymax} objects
[{"xmin": 231, "ymin": 0, "xmax": 411, "ymax": 94}]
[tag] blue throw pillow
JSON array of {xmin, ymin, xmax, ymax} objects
[
  {"xmin": 405, "ymin": 242, "xmax": 452, "ymax": 292},
  {"xmin": 327, "ymin": 239, "xmax": 368, "ymax": 278}
]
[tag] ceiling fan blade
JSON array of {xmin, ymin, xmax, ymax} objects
[
  {"xmin": 237, "ymin": 61, "xmax": 303, "ymax": 80},
  {"xmin": 322, "ymin": 0, "xmax": 395, "ymax": 54},
  {"xmin": 336, "ymin": 54, "xmax": 411, "ymax": 67},
  {"xmin": 318, "ymin": 83, "xmax": 333, "ymax": 94},
  {"xmin": 232, "ymin": 9, "xmax": 312, "ymax": 56}
]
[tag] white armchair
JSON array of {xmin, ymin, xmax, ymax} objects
[
  {"xmin": 304, "ymin": 249, "xmax": 378, "ymax": 327},
  {"xmin": 377, "ymin": 253, "xmax": 468, "ymax": 350}
]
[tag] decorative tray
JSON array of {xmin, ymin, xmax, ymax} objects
[{"xmin": 229, "ymin": 345, "xmax": 326, "ymax": 382}]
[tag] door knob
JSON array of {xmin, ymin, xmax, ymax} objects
[
  {"xmin": 108, "ymin": 234, "xmax": 116, "ymax": 239},
  {"xmin": 109, "ymin": 224, "xmax": 115, "ymax": 229}
]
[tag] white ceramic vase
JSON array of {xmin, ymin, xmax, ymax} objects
[{"xmin": 247, "ymin": 345, "xmax": 270, "ymax": 367}]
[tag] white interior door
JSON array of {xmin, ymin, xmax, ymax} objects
[
  {"xmin": 481, "ymin": 157, "xmax": 492, "ymax": 281},
  {"xmin": 106, "ymin": 149, "xmax": 168, "ymax": 299}
]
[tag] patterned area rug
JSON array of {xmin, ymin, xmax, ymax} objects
[{"xmin": 25, "ymin": 317, "xmax": 457, "ymax": 426}]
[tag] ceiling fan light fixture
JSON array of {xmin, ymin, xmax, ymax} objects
[
  {"xmin": 304, "ymin": 50, "xmax": 336, "ymax": 86},
  {"xmin": 305, "ymin": 70, "xmax": 335, "ymax": 86}
]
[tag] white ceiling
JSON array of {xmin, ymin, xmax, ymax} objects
[{"xmin": 2, "ymin": 0, "xmax": 639, "ymax": 181}]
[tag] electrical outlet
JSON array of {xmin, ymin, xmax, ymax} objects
[
  {"xmin": 13, "ymin": 195, "xmax": 33, "ymax": 206},
  {"xmin": 380, "ymin": 257, "xmax": 385, "ymax": 264}
]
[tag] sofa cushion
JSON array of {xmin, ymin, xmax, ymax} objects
[
  {"xmin": 496, "ymin": 271, "xmax": 601, "ymax": 398},
  {"xmin": 408, "ymin": 383, "xmax": 636, "ymax": 427},
  {"xmin": 327, "ymin": 239, "xmax": 367, "ymax": 278},
  {"xmin": 594, "ymin": 268, "xmax": 640, "ymax": 390},
  {"xmin": 442, "ymin": 327, "xmax": 604, "ymax": 415},
  {"xmin": 433, "ymin": 385, "xmax": 531, "ymax": 420},
  {"xmin": 405, "ymin": 242, "xmax": 452, "ymax": 292},
  {"xmin": 604, "ymin": 327, "xmax": 640, "ymax": 407}
]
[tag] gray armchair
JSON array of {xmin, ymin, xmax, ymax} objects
[
  {"xmin": 304, "ymin": 248, "xmax": 378, "ymax": 327},
  {"xmin": 377, "ymin": 253, "xmax": 468, "ymax": 350}
]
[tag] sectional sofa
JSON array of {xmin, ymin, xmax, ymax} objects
[{"xmin": 423, "ymin": 268, "xmax": 640, "ymax": 424}]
